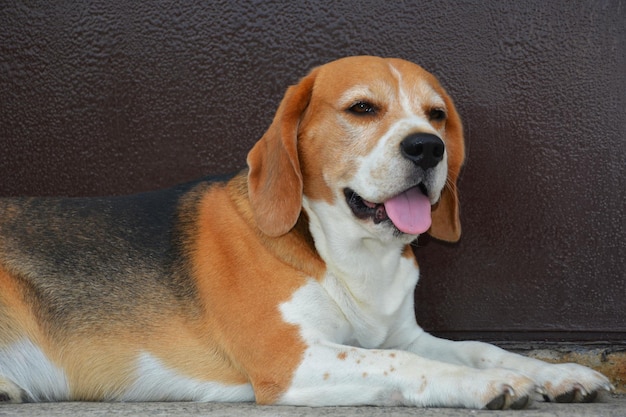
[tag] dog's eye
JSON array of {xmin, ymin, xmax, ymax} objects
[
  {"xmin": 429, "ymin": 108, "xmax": 446, "ymax": 121},
  {"xmin": 349, "ymin": 101, "xmax": 377, "ymax": 115}
]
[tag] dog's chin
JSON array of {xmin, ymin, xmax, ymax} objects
[{"xmin": 343, "ymin": 186, "xmax": 432, "ymax": 240}]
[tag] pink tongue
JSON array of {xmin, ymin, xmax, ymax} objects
[{"xmin": 383, "ymin": 187, "xmax": 432, "ymax": 235}]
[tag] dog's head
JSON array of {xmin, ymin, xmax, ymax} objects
[{"xmin": 247, "ymin": 56, "xmax": 465, "ymax": 243}]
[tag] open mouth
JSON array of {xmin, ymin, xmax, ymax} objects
[{"xmin": 344, "ymin": 184, "xmax": 433, "ymax": 235}]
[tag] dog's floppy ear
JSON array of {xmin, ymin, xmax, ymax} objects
[
  {"xmin": 247, "ymin": 69, "xmax": 318, "ymax": 237},
  {"xmin": 428, "ymin": 92, "xmax": 465, "ymax": 243}
]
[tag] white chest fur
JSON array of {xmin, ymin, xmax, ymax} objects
[{"xmin": 294, "ymin": 198, "xmax": 420, "ymax": 348}]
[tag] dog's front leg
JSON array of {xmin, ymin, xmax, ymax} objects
[
  {"xmin": 277, "ymin": 341, "xmax": 536, "ymax": 409},
  {"xmin": 405, "ymin": 332, "xmax": 613, "ymax": 403}
]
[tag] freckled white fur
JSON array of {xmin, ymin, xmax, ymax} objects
[
  {"xmin": 277, "ymin": 281, "xmax": 533, "ymax": 409},
  {"xmin": 286, "ymin": 197, "xmax": 611, "ymax": 407},
  {"xmin": 0, "ymin": 339, "xmax": 70, "ymax": 402},
  {"xmin": 118, "ymin": 353, "xmax": 255, "ymax": 402}
]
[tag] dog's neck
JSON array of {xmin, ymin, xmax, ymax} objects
[
  {"xmin": 302, "ymin": 195, "xmax": 417, "ymax": 275},
  {"xmin": 302, "ymin": 196, "xmax": 420, "ymax": 347}
]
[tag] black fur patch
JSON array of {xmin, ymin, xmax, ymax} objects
[{"xmin": 0, "ymin": 174, "xmax": 236, "ymax": 335}]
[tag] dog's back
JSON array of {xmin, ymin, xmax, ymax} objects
[{"xmin": 0, "ymin": 176, "xmax": 244, "ymax": 402}]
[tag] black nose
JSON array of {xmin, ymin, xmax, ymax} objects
[{"xmin": 400, "ymin": 133, "xmax": 445, "ymax": 170}]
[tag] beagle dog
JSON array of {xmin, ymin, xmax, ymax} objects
[{"xmin": 0, "ymin": 56, "xmax": 612, "ymax": 409}]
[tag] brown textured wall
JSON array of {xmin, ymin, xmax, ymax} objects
[{"xmin": 1, "ymin": 1, "xmax": 624, "ymax": 341}]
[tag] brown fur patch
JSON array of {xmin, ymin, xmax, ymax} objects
[{"xmin": 182, "ymin": 174, "xmax": 325, "ymax": 404}]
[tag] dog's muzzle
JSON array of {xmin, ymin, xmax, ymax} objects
[{"xmin": 344, "ymin": 133, "xmax": 446, "ymax": 235}]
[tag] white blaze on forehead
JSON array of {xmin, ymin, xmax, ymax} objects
[{"xmin": 387, "ymin": 63, "xmax": 446, "ymax": 117}]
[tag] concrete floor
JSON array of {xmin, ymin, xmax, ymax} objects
[{"xmin": 0, "ymin": 395, "xmax": 624, "ymax": 417}]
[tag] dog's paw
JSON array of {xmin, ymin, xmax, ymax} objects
[
  {"xmin": 0, "ymin": 378, "xmax": 24, "ymax": 403},
  {"xmin": 476, "ymin": 369, "xmax": 537, "ymax": 410},
  {"xmin": 485, "ymin": 385, "xmax": 532, "ymax": 410},
  {"xmin": 532, "ymin": 363, "xmax": 613, "ymax": 403}
]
